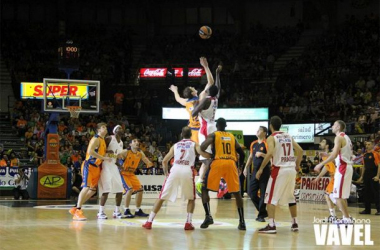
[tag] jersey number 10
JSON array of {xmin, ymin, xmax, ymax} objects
[{"xmin": 222, "ymin": 142, "xmax": 232, "ymax": 154}]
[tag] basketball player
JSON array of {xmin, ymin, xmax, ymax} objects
[
  {"xmin": 200, "ymin": 118, "xmax": 246, "ymax": 230},
  {"xmin": 119, "ymin": 139, "xmax": 154, "ymax": 218},
  {"xmin": 314, "ymin": 120, "xmax": 353, "ymax": 225},
  {"xmin": 168, "ymin": 57, "xmax": 215, "ymax": 143},
  {"xmin": 142, "ymin": 127, "xmax": 211, "ymax": 230},
  {"xmin": 70, "ymin": 122, "xmax": 111, "ymax": 221},
  {"xmin": 192, "ymin": 62, "xmax": 222, "ymax": 227},
  {"xmin": 256, "ymin": 116, "xmax": 303, "ymax": 234},
  {"xmin": 243, "ymin": 126, "xmax": 270, "ymax": 222},
  {"xmin": 311, "ymin": 138, "xmax": 337, "ymax": 222},
  {"xmin": 97, "ymin": 125, "xmax": 126, "ymax": 219}
]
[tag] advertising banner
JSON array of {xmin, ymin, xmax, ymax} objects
[
  {"xmin": 37, "ymin": 134, "xmax": 68, "ymax": 198},
  {"xmin": 299, "ymin": 176, "xmax": 330, "ymax": 202},
  {"xmin": 20, "ymin": 82, "xmax": 88, "ymax": 99}
]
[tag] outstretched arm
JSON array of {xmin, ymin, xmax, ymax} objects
[
  {"xmin": 215, "ymin": 64, "xmax": 222, "ymax": 99},
  {"xmin": 199, "ymin": 57, "xmax": 214, "ymax": 100},
  {"xmin": 169, "ymin": 85, "xmax": 187, "ymax": 106}
]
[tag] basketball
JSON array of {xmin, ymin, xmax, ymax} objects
[{"xmin": 199, "ymin": 26, "xmax": 212, "ymax": 39}]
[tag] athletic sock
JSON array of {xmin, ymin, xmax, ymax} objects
[
  {"xmin": 237, "ymin": 207, "xmax": 244, "ymax": 222},
  {"xmin": 115, "ymin": 206, "xmax": 121, "ymax": 213},
  {"xmin": 269, "ymin": 218, "xmax": 275, "ymax": 227},
  {"xmin": 148, "ymin": 212, "xmax": 156, "ymax": 222},
  {"xmin": 136, "ymin": 207, "xmax": 141, "ymax": 212},
  {"xmin": 203, "ymin": 202, "xmax": 210, "ymax": 216},
  {"xmin": 99, "ymin": 205, "xmax": 105, "ymax": 213},
  {"xmin": 187, "ymin": 213, "xmax": 193, "ymax": 223},
  {"xmin": 329, "ymin": 208, "xmax": 336, "ymax": 217}
]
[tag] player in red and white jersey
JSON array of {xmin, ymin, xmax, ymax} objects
[
  {"xmin": 256, "ymin": 116, "xmax": 303, "ymax": 234},
  {"xmin": 192, "ymin": 61, "xmax": 222, "ymax": 222},
  {"xmin": 315, "ymin": 120, "xmax": 353, "ymax": 224},
  {"xmin": 142, "ymin": 127, "xmax": 211, "ymax": 230}
]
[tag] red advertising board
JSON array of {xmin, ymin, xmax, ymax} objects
[
  {"xmin": 139, "ymin": 67, "xmax": 205, "ymax": 78},
  {"xmin": 140, "ymin": 68, "xmax": 167, "ymax": 78},
  {"xmin": 188, "ymin": 68, "xmax": 205, "ymax": 77}
]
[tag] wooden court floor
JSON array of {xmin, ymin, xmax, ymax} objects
[{"xmin": 1, "ymin": 198, "xmax": 379, "ymax": 250}]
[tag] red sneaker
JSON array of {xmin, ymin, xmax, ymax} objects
[
  {"xmin": 142, "ymin": 221, "xmax": 152, "ymax": 229},
  {"xmin": 258, "ymin": 224, "xmax": 277, "ymax": 234},
  {"xmin": 184, "ymin": 223, "xmax": 195, "ymax": 230}
]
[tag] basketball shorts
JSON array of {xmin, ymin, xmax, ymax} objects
[
  {"xmin": 81, "ymin": 160, "xmax": 101, "ymax": 189},
  {"xmin": 198, "ymin": 122, "xmax": 216, "ymax": 160},
  {"xmin": 264, "ymin": 166, "xmax": 296, "ymax": 206},
  {"xmin": 190, "ymin": 128, "xmax": 199, "ymax": 144},
  {"xmin": 159, "ymin": 166, "xmax": 196, "ymax": 202},
  {"xmin": 332, "ymin": 164, "xmax": 353, "ymax": 199},
  {"xmin": 207, "ymin": 159, "xmax": 240, "ymax": 193},
  {"xmin": 98, "ymin": 161, "xmax": 124, "ymax": 194},
  {"xmin": 325, "ymin": 178, "xmax": 334, "ymax": 195},
  {"xmin": 121, "ymin": 174, "xmax": 142, "ymax": 192}
]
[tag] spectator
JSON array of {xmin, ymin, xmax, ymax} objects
[{"xmin": 9, "ymin": 152, "xmax": 20, "ymax": 167}]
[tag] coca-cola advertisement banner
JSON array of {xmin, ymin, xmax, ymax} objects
[
  {"xmin": 187, "ymin": 68, "xmax": 205, "ymax": 77},
  {"xmin": 140, "ymin": 68, "xmax": 205, "ymax": 78},
  {"xmin": 173, "ymin": 68, "xmax": 183, "ymax": 77},
  {"xmin": 140, "ymin": 68, "xmax": 168, "ymax": 78}
]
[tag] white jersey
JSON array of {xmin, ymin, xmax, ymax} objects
[
  {"xmin": 173, "ymin": 139, "xmax": 196, "ymax": 168},
  {"xmin": 271, "ymin": 131, "xmax": 296, "ymax": 168},
  {"xmin": 107, "ymin": 135, "xmax": 124, "ymax": 163},
  {"xmin": 335, "ymin": 132, "xmax": 353, "ymax": 167},
  {"xmin": 199, "ymin": 96, "xmax": 218, "ymax": 125}
]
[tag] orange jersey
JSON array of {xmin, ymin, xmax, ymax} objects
[
  {"xmin": 185, "ymin": 97, "xmax": 200, "ymax": 129},
  {"xmin": 85, "ymin": 135, "xmax": 106, "ymax": 166},
  {"xmin": 322, "ymin": 156, "xmax": 335, "ymax": 178},
  {"xmin": 213, "ymin": 131, "xmax": 237, "ymax": 161},
  {"xmin": 123, "ymin": 150, "xmax": 143, "ymax": 175}
]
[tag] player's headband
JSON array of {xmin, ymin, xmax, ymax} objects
[{"xmin": 113, "ymin": 125, "xmax": 122, "ymax": 135}]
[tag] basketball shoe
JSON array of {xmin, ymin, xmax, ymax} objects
[
  {"xmin": 135, "ymin": 209, "xmax": 149, "ymax": 217},
  {"xmin": 142, "ymin": 221, "xmax": 152, "ymax": 229},
  {"xmin": 184, "ymin": 223, "xmax": 195, "ymax": 230},
  {"xmin": 124, "ymin": 209, "xmax": 135, "ymax": 218},
  {"xmin": 258, "ymin": 224, "xmax": 276, "ymax": 234},
  {"xmin": 73, "ymin": 209, "xmax": 86, "ymax": 221},
  {"xmin": 200, "ymin": 215, "xmax": 214, "ymax": 229},
  {"xmin": 69, "ymin": 207, "xmax": 77, "ymax": 215},
  {"xmin": 97, "ymin": 212, "xmax": 108, "ymax": 219}
]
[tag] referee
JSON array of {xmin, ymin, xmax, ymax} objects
[
  {"xmin": 358, "ymin": 141, "xmax": 380, "ymax": 215},
  {"xmin": 243, "ymin": 126, "xmax": 270, "ymax": 222}
]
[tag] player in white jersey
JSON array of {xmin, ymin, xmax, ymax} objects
[
  {"xmin": 97, "ymin": 125, "xmax": 126, "ymax": 219},
  {"xmin": 256, "ymin": 116, "xmax": 303, "ymax": 234},
  {"xmin": 315, "ymin": 120, "xmax": 353, "ymax": 224},
  {"xmin": 142, "ymin": 127, "xmax": 211, "ymax": 230}
]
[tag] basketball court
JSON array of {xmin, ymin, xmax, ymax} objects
[{"xmin": 1, "ymin": 198, "xmax": 379, "ymax": 249}]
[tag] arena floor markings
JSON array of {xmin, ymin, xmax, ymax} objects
[{"xmin": 1, "ymin": 199, "xmax": 379, "ymax": 249}]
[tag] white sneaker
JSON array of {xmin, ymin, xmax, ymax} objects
[
  {"xmin": 113, "ymin": 211, "xmax": 126, "ymax": 219},
  {"xmin": 97, "ymin": 212, "xmax": 108, "ymax": 219}
]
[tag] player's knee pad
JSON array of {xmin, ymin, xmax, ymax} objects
[{"xmin": 288, "ymin": 202, "xmax": 296, "ymax": 207}]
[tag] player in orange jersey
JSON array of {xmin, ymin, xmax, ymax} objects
[
  {"xmin": 312, "ymin": 138, "xmax": 337, "ymax": 222},
  {"xmin": 200, "ymin": 118, "xmax": 246, "ymax": 230},
  {"xmin": 119, "ymin": 139, "xmax": 154, "ymax": 218},
  {"xmin": 169, "ymin": 58, "xmax": 215, "ymax": 143},
  {"xmin": 70, "ymin": 122, "xmax": 111, "ymax": 221}
]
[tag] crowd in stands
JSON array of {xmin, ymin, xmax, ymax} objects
[{"xmin": 1, "ymin": 15, "xmax": 380, "ymax": 182}]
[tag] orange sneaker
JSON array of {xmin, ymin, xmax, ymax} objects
[
  {"xmin": 73, "ymin": 209, "xmax": 87, "ymax": 221},
  {"xmin": 69, "ymin": 207, "xmax": 77, "ymax": 215}
]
